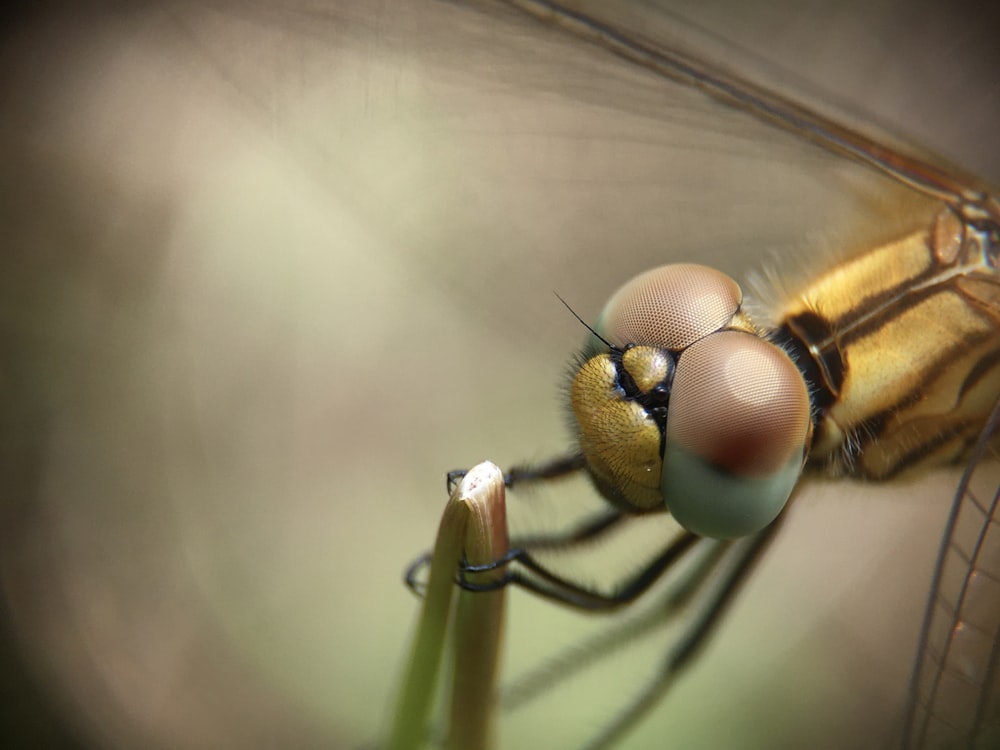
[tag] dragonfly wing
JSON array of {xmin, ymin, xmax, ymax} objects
[{"xmin": 903, "ymin": 396, "xmax": 1000, "ymax": 749}]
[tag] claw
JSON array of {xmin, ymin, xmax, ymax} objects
[{"xmin": 445, "ymin": 469, "xmax": 467, "ymax": 493}]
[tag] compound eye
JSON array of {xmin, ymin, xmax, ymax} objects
[
  {"xmin": 595, "ymin": 264, "xmax": 742, "ymax": 350},
  {"xmin": 661, "ymin": 331, "xmax": 811, "ymax": 539}
]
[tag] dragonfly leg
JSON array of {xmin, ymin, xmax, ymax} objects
[
  {"xmin": 500, "ymin": 538, "xmax": 732, "ymax": 711},
  {"xmin": 577, "ymin": 515, "xmax": 785, "ymax": 750},
  {"xmin": 446, "ymin": 452, "xmax": 587, "ymax": 492},
  {"xmin": 403, "ymin": 551, "xmax": 433, "ymax": 596},
  {"xmin": 451, "ymin": 508, "xmax": 630, "ymax": 593},
  {"xmin": 459, "ymin": 526, "xmax": 702, "ymax": 611},
  {"xmin": 404, "ymin": 495, "xmax": 622, "ymax": 598}
]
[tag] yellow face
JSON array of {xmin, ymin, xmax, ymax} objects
[{"xmin": 570, "ymin": 263, "xmax": 812, "ymax": 539}]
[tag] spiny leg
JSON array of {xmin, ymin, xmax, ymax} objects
[
  {"xmin": 446, "ymin": 452, "xmax": 587, "ymax": 493},
  {"xmin": 576, "ymin": 513, "xmax": 786, "ymax": 750},
  {"xmin": 460, "ymin": 526, "xmax": 701, "ymax": 610},
  {"xmin": 502, "ymin": 537, "xmax": 731, "ymax": 710},
  {"xmin": 404, "ymin": 505, "xmax": 628, "ymax": 596}
]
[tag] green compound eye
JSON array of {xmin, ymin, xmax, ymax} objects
[{"xmin": 661, "ymin": 331, "xmax": 811, "ymax": 539}]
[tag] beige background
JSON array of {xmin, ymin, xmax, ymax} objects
[{"xmin": 2, "ymin": 1, "xmax": 997, "ymax": 749}]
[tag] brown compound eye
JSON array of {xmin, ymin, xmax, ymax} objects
[
  {"xmin": 662, "ymin": 331, "xmax": 812, "ymax": 538},
  {"xmin": 595, "ymin": 263, "xmax": 743, "ymax": 350}
]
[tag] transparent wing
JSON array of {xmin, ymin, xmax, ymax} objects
[
  {"xmin": 903, "ymin": 396, "xmax": 1000, "ymax": 749},
  {"xmin": 499, "ymin": 0, "xmax": 995, "ymax": 207},
  {"xmin": 173, "ymin": 0, "xmax": 992, "ymax": 357}
]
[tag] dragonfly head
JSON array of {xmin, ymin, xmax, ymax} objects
[{"xmin": 570, "ymin": 264, "xmax": 812, "ymax": 538}]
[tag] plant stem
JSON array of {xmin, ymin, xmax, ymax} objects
[
  {"xmin": 387, "ymin": 461, "xmax": 508, "ymax": 750},
  {"xmin": 447, "ymin": 463, "xmax": 508, "ymax": 750}
]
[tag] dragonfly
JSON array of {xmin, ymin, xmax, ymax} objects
[{"xmin": 406, "ymin": 1, "xmax": 1000, "ymax": 748}]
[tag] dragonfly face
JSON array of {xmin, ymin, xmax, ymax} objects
[{"xmin": 569, "ymin": 262, "xmax": 811, "ymax": 537}]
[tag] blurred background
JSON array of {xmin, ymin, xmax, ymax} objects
[{"xmin": 1, "ymin": 1, "xmax": 997, "ymax": 749}]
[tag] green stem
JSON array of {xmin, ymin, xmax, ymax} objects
[
  {"xmin": 447, "ymin": 464, "xmax": 508, "ymax": 750},
  {"xmin": 387, "ymin": 462, "xmax": 508, "ymax": 750}
]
